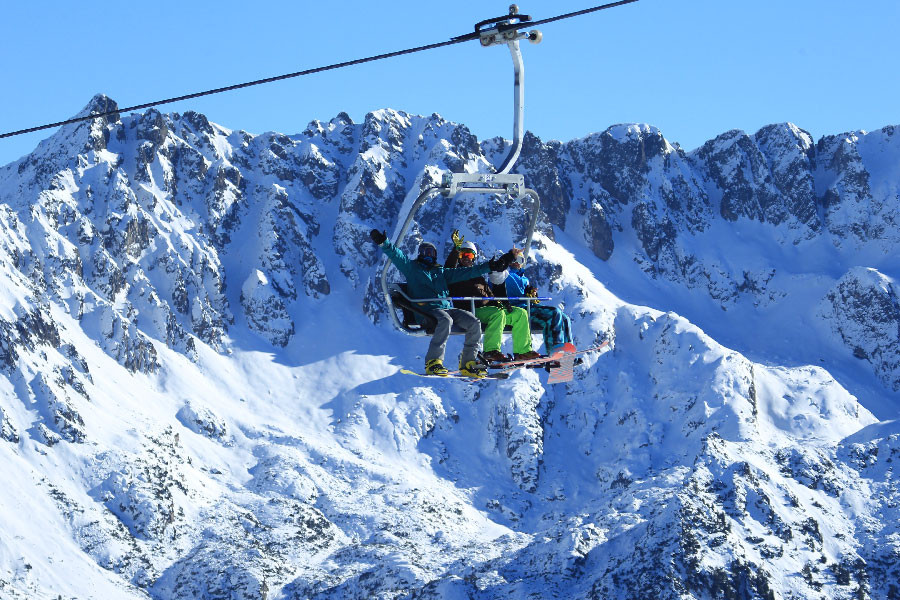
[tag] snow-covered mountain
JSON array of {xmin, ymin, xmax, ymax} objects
[{"xmin": 0, "ymin": 95, "xmax": 897, "ymax": 599}]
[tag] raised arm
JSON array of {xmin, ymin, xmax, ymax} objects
[
  {"xmin": 371, "ymin": 230, "xmax": 415, "ymax": 279},
  {"xmin": 445, "ymin": 249, "xmax": 517, "ymax": 285},
  {"xmin": 445, "ymin": 247, "xmax": 460, "ymax": 269},
  {"xmin": 443, "ymin": 261, "xmax": 490, "ymax": 284}
]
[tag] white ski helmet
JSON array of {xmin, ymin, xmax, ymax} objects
[{"xmin": 460, "ymin": 241, "xmax": 477, "ymax": 255}]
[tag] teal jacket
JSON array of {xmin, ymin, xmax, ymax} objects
[{"xmin": 380, "ymin": 239, "xmax": 492, "ymax": 310}]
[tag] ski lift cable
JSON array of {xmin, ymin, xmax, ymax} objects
[
  {"xmin": 527, "ymin": 0, "xmax": 638, "ymax": 29},
  {"xmin": 0, "ymin": 0, "xmax": 639, "ymax": 141}
]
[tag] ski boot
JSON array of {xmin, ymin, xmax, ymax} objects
[
  {"xmin": 514, "ymin": 351, "xmax": 542, "ymax": 362},
  {"xmin": 425, "ymin": 359, "xmax": 449, "ymax": 376},
  {"xmin": 459, "ymin": 359, "xmax": 487, "ymax": 379},
  {"xmin": 481, "ymin": 350, "xmax": 509, "ymax": 365}
]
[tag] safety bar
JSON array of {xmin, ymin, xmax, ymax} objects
[
  {"xmin": 406, "ymin": 296, "xmax": 551, "ymax": 302},
  {"xmin": 391, "ymin": 285, "xmax": 550, "ymax": 323}
]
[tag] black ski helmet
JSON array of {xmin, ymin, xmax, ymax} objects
[{"xmin": 417, "ymin": 242, "xmax": 438, "ymax": 264}]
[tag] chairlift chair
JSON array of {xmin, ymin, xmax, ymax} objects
[{"xmin": 380, "ymin": 6, "xmax": 545, "ymax": 338}]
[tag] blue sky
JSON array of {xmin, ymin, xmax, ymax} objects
[{"xmin": 1, "ymin": 0, "xmax": 897, "ymax": 166}]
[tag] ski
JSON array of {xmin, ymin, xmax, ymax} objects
[{"xmin": 399, "ymin": 368, "xmax": 511, "ymax": 381}]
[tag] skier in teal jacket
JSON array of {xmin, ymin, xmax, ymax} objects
[{"xmin": 370, "ymin": 229, "xmax": 515, "ymax": 378}]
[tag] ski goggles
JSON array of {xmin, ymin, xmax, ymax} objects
[
  {"xmin": 458, "ymin": 250, "xmax": 476, "ymax": 260},
  {"xmin": 419, "ymin": 246, "xmax": 437, "ymax": 259}
]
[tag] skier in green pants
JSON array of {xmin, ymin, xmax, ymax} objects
[{"xmin": 445, "ymin": 231, "xmax": 541, "ymax": 364}]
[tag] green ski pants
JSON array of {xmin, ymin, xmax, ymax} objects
[{"xmin": 474, "ymin": 305, "xmax": 533, "ymax": 354}]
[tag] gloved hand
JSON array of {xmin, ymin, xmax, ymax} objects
[
  {"xmin": 489, "ymin": 250, "xmax": 517, "ymax": 272},
  {"xmin": 369, "ymin": 229, "xmax": 387, "ymax": 245},
  {"xmin": 451, "ymin": 229, "xmax": 465, "ymax": 248},
  {"xmin": 524, "ymin": 285, "xmax": 538, "ymax": 298}
]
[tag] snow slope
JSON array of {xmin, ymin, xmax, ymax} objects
[{"xmin": 0, "ymin": 97, "xmax": 897, "ymax": 599}]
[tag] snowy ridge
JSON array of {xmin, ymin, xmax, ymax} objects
[
  {"xmin": 511, "ymin": 122, "xmax": 900, "ymax": 397},
  {"xmin": 0, "ymin": 95, "xmax": 898, "ymax": 599}
]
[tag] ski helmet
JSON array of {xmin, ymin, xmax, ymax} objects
[
  {"xmin": 417, "ymin": 242, "xmax": 438, "ymax": 265},
  {"xmin": 460, "ymin": 241, "xmax": 477, "ymax": 255}
]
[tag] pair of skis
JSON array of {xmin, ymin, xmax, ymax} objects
[{"xmin": 400, "ymin": 341, "xmax": 609, "ymax": 383}]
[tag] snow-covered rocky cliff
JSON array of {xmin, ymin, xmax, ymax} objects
[{"xmin": 0, "ymin": 95, "xmax": 897, "ymax": 599}]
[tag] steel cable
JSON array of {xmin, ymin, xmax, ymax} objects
[{"xmin": 0, "ymin": 0, "xmax": 638, "ymax": 140}]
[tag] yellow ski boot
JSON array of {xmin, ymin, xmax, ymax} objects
[
  {"xmin": 459, "ymin": 359, "xmax": 487, "ymax": 379},
  {"xmin": 425, "ymin": 359, "xmax": 449, "ymax": 376}
]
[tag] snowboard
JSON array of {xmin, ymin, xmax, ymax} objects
[
  {"xmin": 543, "ymin": 341, "xmax": 610, "ymax": 384},
  {"xmin": 399, "ymin": 368, "xmax": 511, "ymax": 381}
]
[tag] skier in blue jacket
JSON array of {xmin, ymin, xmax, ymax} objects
[
  {"xmin": 370, "ymin": 229, "xmax": 515, "ymax": 378},
  {"xmin": 489, "ymin": 250, "xmax": 574, "ymax": 354}
]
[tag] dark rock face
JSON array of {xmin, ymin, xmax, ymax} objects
[
  {"xmin": 82, "ymin": 94, "xmax": 121, "ymax": 153},
  {"xmin": 754, "ymin": 123, "xmax": 819, "ymax": 230},
  {"xmin": 0, "ymin": 406, "xmax": 19, "ymax": 443},
  {"xmin": 176, "ymin": 402, "xmax": 228, "ymax": 441},
  {"xmin": 588, "ymin": 198, "xmax": 615, "ymax": 261},
  {"xmin": 521, "ymin": 124, "xmax": 712, "ymax": 264},
  {"xmin": 631, "ymin": 200, "xmax": 677, "ymax": 263},
  {"xmin": 838, "ymin": 428, "xmax": 900, "ymax": 598},
  {"xmin": 513, "ymin": 132, "xmax": 569, "ymax": 232},
  {"xmin": 0, "ymin": 305, "xmax": 61, "ymax": 371},
  {"xmin": 818, "ymin": 268, "xmax": 900, "ymax": 390},
  {"xmin": 30, "ymin": 371, "xmax": 86, "ymax": 444},
  {"xmin": 697, "ymin": 129, "xmax": 782, "ymax": 223},
  {"xmin": 815, "ymin": 130, "xmax": 894, "ymax": 246},
  {"xmin": 93, "ymin": 428, "xmax": 190, "ymax": 542},
  {"xmin": 509, "ymin": 121, "xmax": 896, "ymax": 275}
]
